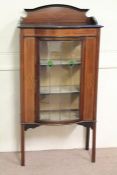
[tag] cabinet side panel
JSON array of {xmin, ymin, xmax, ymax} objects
[
  {"xmin": 83, "ymin": 36, "xmax": 99, "ymax": 121},
  {"xmin": 21, "ymin": 36, "xmax": 36, "ymax": 123},
  {"xmin": 20, "ymin": 31, "xmax": 24, "ymax": 123}
]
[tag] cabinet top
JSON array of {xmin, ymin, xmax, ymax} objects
[{"xmin": 19, "ymin": 4, "xmax": 103, "ymax": 29}]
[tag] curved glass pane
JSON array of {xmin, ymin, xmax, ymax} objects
[{"xmin": 39, "ymin": 39, "xmax": 82, "ymax": 122}]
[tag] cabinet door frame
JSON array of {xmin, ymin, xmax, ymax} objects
[
  {"xmin": 20, "ymin": 28, "xmax": 100, "ymax": 124},
  {"xmin": 37, "ymin": 37, "xmax": 84, "ymax": 123}
]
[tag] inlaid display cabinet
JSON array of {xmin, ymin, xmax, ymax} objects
[{"xmin": 19, "ymin": 4, "xmax": 102, "ymax": 166}]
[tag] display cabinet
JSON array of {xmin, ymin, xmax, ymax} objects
[{"xmin": 19, "ymin": 4, "xmax": 102, "ymax": 166}]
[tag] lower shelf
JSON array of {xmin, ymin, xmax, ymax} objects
[{"xmin": 40, "ymin": 110, "xmax": 79, "ymax": 122}]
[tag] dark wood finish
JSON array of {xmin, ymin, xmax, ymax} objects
[
  {"xmin": 92, "ymin": 123, "xmax": 96, "ymax": 162},
  {"xmin": 83, "ymin": 36, "xmax": 98, "ymax": 121},
  {"xmin": 93, "ymin": 30, "xmax": 100, "ymax": 121},
  {"xmin": 79, "ymin": 38, "xmax": 85, "ymax": 121},
  {"xmin": 22, "ymin": 121, "xmax": 95, "ymax": 126},
  {"xmin": 22, "ymin": 28, "xmax": 98, "ymax": 37},
  {"xmin": 20, "ymin": 4, "xmax": 101, "ymax": 28},
  {"xmin": 85, "ymin": 126, "xmax": 90, "ymax": 150},
  {"xmin": 21, "ymin": 124, "xmax": 25, "ymax": 166},
  {"xmin": 24, "ymin": 4, "xmax": 89, "ymax": 12},
  {"xmin": 35, "ymin": 39, "xmax": 40, "ymax": 122},
  {"xmin": 21, "ymin": 35, "xmax": 37, "ymax": 123},
  {"xmin": 19, "ymin": 4, "xmax": 102, "ymax": 165},
  {"xmin": 20, "ymin": 31, "xmax": 24, "ymax": 123}
]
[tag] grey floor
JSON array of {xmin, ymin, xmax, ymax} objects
[{"xmin": 0, "ymin": 148, "xmax": 117, "ymax": 175}]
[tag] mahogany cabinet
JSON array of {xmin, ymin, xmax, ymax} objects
[{"xmin": 19, "ymin": 4, "xmax": 102, "ymax": 166}]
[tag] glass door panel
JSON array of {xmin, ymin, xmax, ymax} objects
[{"xmin": 39, "ymin": 39, "xmax": 82, "ymax": 122}]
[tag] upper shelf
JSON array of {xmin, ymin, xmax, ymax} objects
[
  {"xmin": 40, "ymin": 59, "xmax": 81, "ymax": 66},
  {"xmin": 19, "ymin": 4, "xmax": 103, "ymax": 29}
]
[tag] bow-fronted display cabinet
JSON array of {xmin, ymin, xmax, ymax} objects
[{"xmin": 19, "ymin": 4, "xmax": 102, "ymax": 166}]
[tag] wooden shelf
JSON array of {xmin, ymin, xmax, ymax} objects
[{"xmin": 40, "ymin": 85, "xmax": 80, "ymax": 94}]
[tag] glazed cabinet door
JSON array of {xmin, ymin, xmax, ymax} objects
[
  {"xmin": 38, "ymin": 38, "xmax": 84, "ymax": 123},
  {"xmin": 20, "ymin": 35, "xmax": 99, "ymax": 123}
]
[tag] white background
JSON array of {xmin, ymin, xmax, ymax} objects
[{"xmin": 0, "ymin": 0, "xmax": 117, "ymax": 152}]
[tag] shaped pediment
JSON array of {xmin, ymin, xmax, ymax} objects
[{"xmin": 20, "ymin": 4, "xmax": 101, "ymax": 28}]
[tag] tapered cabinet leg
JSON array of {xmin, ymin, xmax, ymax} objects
[
  {"xmin": 21, "ymin": 124, "xmax": 25, "ymax": 166},
  {"xmin": 92, "ymin": 123, "xmax": 96, "ymax": 162},
  {"xmin": 85, "ymin": 126, "xmax": 90, "ymax": 150}
]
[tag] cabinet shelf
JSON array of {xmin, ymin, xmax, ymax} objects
[
  {"xmin": 40, "ymin": 109, "xmax": 79, "ymax": 121},
  {"xmin": 40, "ymin": 85, "xmax": 80, "ymax": 94},
  {"xmin": 40, "ymin": 59, "xmax": 81, "ymax": 66}
]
